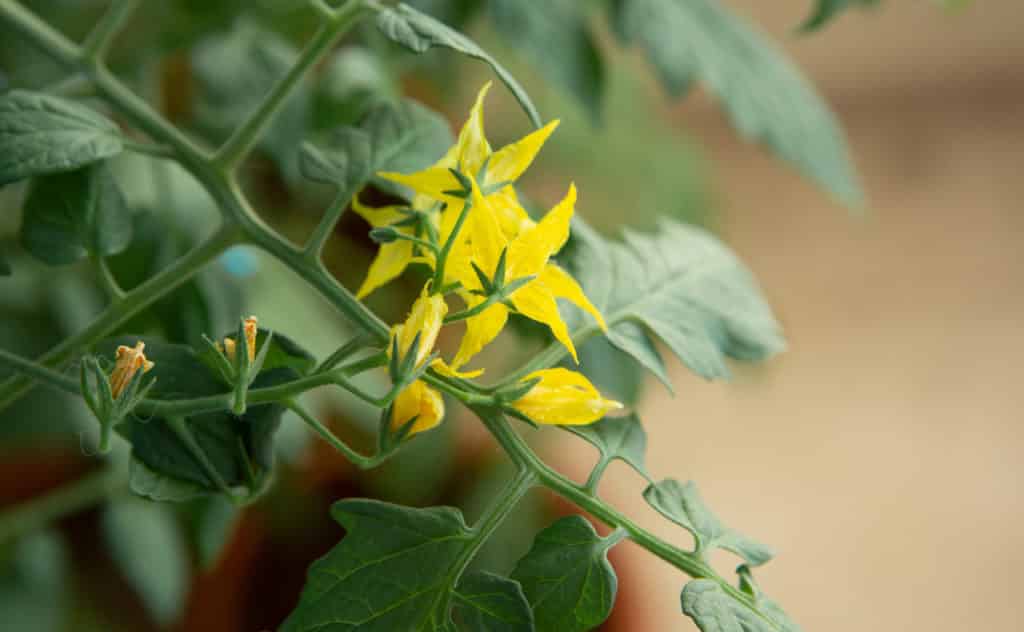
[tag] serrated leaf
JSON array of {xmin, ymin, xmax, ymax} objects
[
  {"xmin": 681, "ymin": 578, "xmax": 801, "ymax": 632},
  {"xmin": 300, "ymin": 128, "xmax": 372, "ymax": 194},
  {"xmin": 20, "ymin": 163, "xmax": 131, "ymax": 265},
  {"xmin": 566, "ymin": 413, "xmax": 649, "ymax": 479},
  {"xmin": 280, "ymin": 499, "xmax": 477, "ymax": 631},
  {"xmin": 610, "ymin": 0, "xmax": 862, "ymax": 208},
  {"xmin": 510, "ymin": 516, "xmax": 617, "ymax": 632},
  {"xmin": 101, "ymin": 500, "xmax": 189, "ymax": 626},
  {"xmin": 376, "ymin": 3, "xmax": 542, "ymax": 128},
  {"xmin": 97, "ymin": 336, "xmax": 292, "ymax": 498},
  {"xmin": 452, "ymin": 571, "xmax": 534, "ymax": 632},
  {"xmin": 490, "ymin": 0, "xmax": 605, "ymax": 121},
  {"xmin": 0, "ymin": 90, "xmax": 123, "ymax": 185},
  {"xmin": 563, "ymin": 218, "xmax": 784, "ymax": 385},
  {"xmin": 798, "ymin": 0, "xmax": 879, "ymax": 32},
  {"xmin": 643, "ymin": 479, "xmax": 773, "ymax": 566}
]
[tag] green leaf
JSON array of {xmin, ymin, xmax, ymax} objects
[
  {"xmin": 563, "ymin": 218, "xmax": 784, "ymax": 385},
  {"xmin": 570, "ymin": 335, "xmax": 644, "ymax": 406},
  {"xmin": 280, "ymin": 499, "xmax": 476, "ymax": 631},
  {"xmin": 186, "ymin": 496, "xmax": 241, "ymax": 569},
  {"xmin": 101, "ymin": 499, "xmax": 190, "ymax": 626},
  {"xmin": 0, "ymin": 530, "xmax": 68, "ymax": 632},
  {"xmin": 489, "ymin": 0, "xmax": 605, "ymax": 121},
  {"xmin": 798, "ymin": 0, "xmax": 879, "ymax": 32},
  {"xmin": 316, "ymin": 47, "xmax": 398, "ymax": 128},
  {"xmin": 681, "ymin": 576, "xmax": 801, "ymax": 632},
  {"xmin": 452, "ymin": 571, "xmax": 534, "ymax": 632},
  {"xmin": 566, "ymin": 413, "xmax": 649, "ymax": 480},
  {"xmin": 20, "ymin": 163, "xmax": 132, "ymax": 265},
  {"xmin": 0, "ymin": 90, "xmax": 123, "ymax": 186},
  {"xmin": 129, "ymin": 458, "xmax": 209, "ymax": 503},
  {"xmin": 376, "ymin": 3, "xmax": 542, "ymax": 128},
  {"xmin": 610, "ymin": 0, "xmax": 862, "ymax": 208},
  {"xmin": 97, "ymin": 336, "xmax": 292, "ymax": 498},
  {"xmin": 303, "ymin": 98, "xmax": 453, "ymax": 200},
  {"xmin": 643, "ymin": 479, "xmax": 773, "ymax": 566},
  {"xmin": 510, "ymin": 516, "xmax": 617, "ymax": 632}
]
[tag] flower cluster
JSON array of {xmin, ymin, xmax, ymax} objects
[{"xmin": 358, "ymin": 83, "xmax": 621, "ymax": 434}]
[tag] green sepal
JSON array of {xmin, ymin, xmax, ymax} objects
[{"xmin": 369, "ymin": 226, "xmax": 401, "ymax": 244}]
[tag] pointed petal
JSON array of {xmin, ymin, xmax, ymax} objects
[
  {"xmin": 508, "ymin": 183, "xmax": 576, "ymax": 277},
  {"xmin": 391, "ymin": 380, "xmax": 445, "ymax": 435},
  {"xmin": 451, "ymin": 301, "xmax": 509, "ymax": 370},
  {"xmin": 468, "ymin": 177, "xmax": 509, "ymax": 280},
  {"xmin": 454, "ymin": 82, "xmax": 493, "ymax": 175},
  {"xmin": 431, "ymin": 358, "xmax": 484, "ymax": 379},
  {"xmin": 352, "ymin": 196, "xmax": 406, "ymax": 228},
  {"xmin": 486, "ymin": 119, "xmax": 559, "ymax": 186},
  {"xmin": 512, "ymin": 368, "xmax": 623, "ymax": 426},
  {"xmin": 378, "ymin": 167, "xmax": 461, "ymax": 202},
  {"xmin": 510, "ymin": 282, "xmax": 577, "ymax": 363},
  {"xmin": 539, "ymin": 263, "xmax": 607, "ymax": 331},
  {"xmin": 356, "ymin": 241, "xmax": 414, "ymax": 299}
]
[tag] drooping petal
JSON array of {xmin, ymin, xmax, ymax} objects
[
  {"xmin": 430, "ymin": 358, "xmax": 484, "ymax": 379},
  {"xmin": 352, "ymin": 196, "xmax": 406, "ymax": 228},
  {"xmin": 356, "ymin": 240, "xmax": 414, "ymax": 299},
  {"xmin": 395, "ymin": 290, "xmax": 448, "ymax": 367},
  {"xmin": 454, "ymin": 82, "xmax": 493, "ymax": 175},
  {"xmin": 486, "ymin": 119, "xmax": 559, "ymax": 187},
  {"xmin": 512, "ymin": 368, "xmax": 622, "ymax": 426},
  {"xmin": 377, "ymin": 167, "xmax": 461, "ymax": 202},
  {"xmin": 391, "ymin": 380, "xmax": 445, "ymax": 435},
  {"xmin": 538, "ymin": 263, "xmax": 607, "ymax": 331},
  {"xmin": 509, "ymin": 282, "xmax": 577, "ymax": 363},
  {"xmin": 508, "ymin": 183, "xmax": 576, "ymax": 278},
  {"xmin": 451, "ymin": 300, "xmax": 509, "ymax": 370}
]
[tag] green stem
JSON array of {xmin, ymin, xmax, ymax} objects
[
  {"xmin": 92, "ymin": 255, "xmax": 125, "ymax": 300},
  {"xmin": 123, "ymin": 140, "xmax": 177, "ymax": 160},
  {"xmin": 213, "ymin": 0, "xmax": 371, "ymax": 171},
  {"xmin": 0, "ymin": 467, "xmax": 121, "ymax": 543},
  {"xmin": 431, "ymin": 199, "xmax": 473, "ymax": 292},
  {"xmin": 584, "ymin": 457, "xmax": 611, "ymax": 495},
  {"xmin": 81, "ymin": 0, "xmax": 140, "ymax": 61},
  {"xmin": 0, "ymin": 349, "xmax": 79, "ymax": 396},
  {"xmin": 286, "ymin": 400, "xmax": 388, "ymax": 470},
  {"xmin": 443, "ymin": 293, "xmax": 498, "ymax": 324},
  {"xmin": 304, "ymin": 190, "xmax": 351, "ymax": 260},
  {"xmin": 0, "ymin": 225, "xmax": 239, "ymax": 413}
]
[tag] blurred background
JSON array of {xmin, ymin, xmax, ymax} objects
[{"xmin": 0, "ymin": 0, "xmax": 1021, "ymax": 630}]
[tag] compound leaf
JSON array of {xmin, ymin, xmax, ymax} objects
[
  {"xmin": 280, "ymin": 499, "xmax": 476, "ymax": 631},
  {"xmin": 681, "ymin": 576, "xmax": 801, "ymax": 632},
  {"xmin": 376, "ymin": 3, "xmax": 542, "ymax": 128},
  {"xmin": 20, "ymin": 163, "xmax": 132, "ymax": 265},
  {"xmin": 452, "ymin": 571, "xmax": 534, "ymax": 632},
  {"xmin": 510, "ymin": 516, "xmax": 618, "ymax": 632},
  {"xmin": 566, "ymin": 413, "xmax": 649, "ymax": 480},
  {"xmin": 644, "ymin": 479, "xmax": 773, "ymax": 566},
  {"xmin": 563, "ymin": 218, "xmax": 784, "ymax": 385},
  {"xmin": 0, "ymin": 90, "xmax": 122, "ymax": 185},
  {"xmin": 610, "ymin": 0, "xmax": 862, "ymax": 208}
]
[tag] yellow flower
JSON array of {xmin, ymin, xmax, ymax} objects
[
  {"xmin": 220, "ymin": 315, "xmax": 259, "ymax": 363},
  {"xmin": 450, "ymin": 181, "xmax": 606, "ymax": 370},
  {"xmin": 109, "ymin": 341, "xmax": 154, "ymax": 399},
  {"xmin": 351, "ymin": 195, "xmax": 440, "ymax": 299},
  {"xmin": 387, "ymin": 291, "xmax": 449, "ymax": 435},
  {"xmin": 511, "ymin": 368, "xmax": 622, "ymax": 426}
]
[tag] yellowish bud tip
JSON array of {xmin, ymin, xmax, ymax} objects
[
  {"xmin": 222, "ymin": 337, "xmax": 237, "ymax": 361},
  {"xmin": 243, "ymin": 315, "xmax": 258, "ymax": 363},
  {"xmin": 109, "ymin": 341, "xmax": 153, "ymax": 399}
]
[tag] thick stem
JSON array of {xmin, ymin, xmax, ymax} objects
[{"xmin": 304, "ymin": 190, "xmax": 351, "ymax": 261}]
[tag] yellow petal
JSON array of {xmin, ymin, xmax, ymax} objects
[
  {"xmin": 490, "ymin": 188, "xmax": 533, "ymax": 240},
  {"xmin": 508, "ymin": 183, "xmax": 576, "ymax": 278},
  {"xmin": 378, "ymin": 167, "xmax": 461, "ymax": 202},
  {"xmin": 451, "ymin": 300, "xmax": 509, "ymax": 370},
  {"xmin": 538, "ymin": 264, "xmax": 607, "ymax": 331},
  {"xmin": 486, "ymin": 119, "xmax": 559, "ymax": 186},
  {"xmin": 512, "ymin": 368, "xmax": 622, "ymax": 426},
  {"xmin": 395, "ymin": 290, "xmax": 448, "ymax": 367},
  {"xmin": 356, "ymin": 241, "xmax": 414, "ymax": 299},
  {"xmin": 454, "ymin": 82, "xmax": 493, "ymax": 176},
  {"xmin": 468, "ymin": 176, "xmax": 509, "ymax": 280},
  {"xmin": 352, "ymin": 196, "xmax": 405, "ymax": 228},
  {"xmin": 509, "ymin": 282, "xmax": 577, "ymax": 363},
  {"xmin": 430, "ymin": 358, "xmax": 484, "ymax": 379},
  {"xmin": 391, "ymin": 380, "xmax": 445, "ymax": 435}
]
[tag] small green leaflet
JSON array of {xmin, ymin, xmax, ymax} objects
[
  {"xmin": 489, "ymin": 0, "xmax": 605, "ymax": 122},
  {"xmin": 644, "ymin": 479, "xmax": 773, "ymax": 566},
  {"xmin": 376, "ymin": 3, "xmax": 543, "ymax": 129},
  {"xmin": 610, "ymin": 0, "xmax": 863, "ymax": 208},
  {"xmin": 452, "ymin": 571, "xmax": 534, "ymax": 632},
  {"xmin": 280, "ymin": 499, "xmax": 475, "ymax": 631},
  {"xmin": 510, "ymin": 516, "xmax": 619, "ymax": 632},
  {"xmin": 20, "ymin": 163, "xmax": 132, "ymax": 265},
  {"xmin": 101, "ymin": 500, "xmax": 189, "ymax": 626},
  {"xmin": 681, "ymin": 575, "xmax": 801, "ymax": 632},
  {"xmin": 798, "ymin": 0, "xmax": 879, "ymax": 32},
  {"xmin": 562, "ymin": 218, "xmax": 784, "ymax": 386},
  {"xmin": 566, "ymin": 413, "xmax": 649, "ymax": 480},
  {"xmin": 0, "ymin": 90, "xmax": 123, "ymax": 186}
]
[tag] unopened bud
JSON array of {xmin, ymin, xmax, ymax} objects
[{"xmin": 109, "ymin": 341, "xmax": 154, "ymax": 399}]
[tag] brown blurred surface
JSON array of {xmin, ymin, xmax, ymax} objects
[{"xmin": 554, "ymin": 2, "xmax": 1024, "ymax": 630}]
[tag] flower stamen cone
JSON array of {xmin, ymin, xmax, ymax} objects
[{"xmin": 109, "ymin": 341, "xmax": 154, "ymax": 399}]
